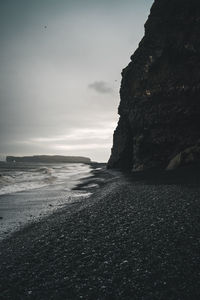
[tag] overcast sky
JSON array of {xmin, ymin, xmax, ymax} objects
[{"xmin": 0, "ymin": 0, "xmax": 153, "ymax": 162}]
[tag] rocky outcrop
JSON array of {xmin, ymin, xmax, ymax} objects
[
  {"xmin": 166, "ymin": 143, "xmax": 200, "ymax": 170},
  {"xmin": 6, "ymin": 155, "xmax": 91, "ymax": 164},
  {"xmin": 108, "ymin": 0, "xmax": 200, "ymax": 171}
]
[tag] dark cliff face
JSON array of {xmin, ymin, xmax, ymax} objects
[{"xmin": 108, "ymin": 0, "xmax": 200, "ymax": 171}]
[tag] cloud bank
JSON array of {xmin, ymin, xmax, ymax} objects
[{"xmin": 0, "ymin": 0, "xmax": 153, "ymax": 161}]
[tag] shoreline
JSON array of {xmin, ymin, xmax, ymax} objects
[
  {"xmin": 0, "ymin": 163, "xmax": 106, "ymax": 240},
  {"xmin": 0, "ymin": 166, "xmax": 200, "ymax": 299}
]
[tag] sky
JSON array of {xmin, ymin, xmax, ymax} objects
[{"xmin": 0, "ymin": 0, "xmax": 153, "ymax": 162}]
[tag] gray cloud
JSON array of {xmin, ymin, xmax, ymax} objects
[{"xmin": 88, "ymin": 81, "xmax": 113, "ymax": 94}]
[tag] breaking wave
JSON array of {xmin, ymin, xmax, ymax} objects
[{"xmin": 0, "ymin": 163, "xmax": 91, "ymax": 195}]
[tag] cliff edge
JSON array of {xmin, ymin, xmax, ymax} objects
[{"xmin": 108, "ymin": 0, "xmax": 200, "ymax": 171}]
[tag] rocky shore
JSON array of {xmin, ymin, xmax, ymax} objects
[{"xmin": 0, "ymin": 167, "xmax": 200, "ymax": 299}]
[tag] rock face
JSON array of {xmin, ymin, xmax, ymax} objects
[
  {"xmin": 166, "ymin": 143, "xmax": 200, "ymax": 170},
  {"xmin": 6, "ymin": 155, "xmax": 91, "ymax": 164},
  {"xmin": 108, "ymin": 0, "xmax": 200, "ymax": 171}
]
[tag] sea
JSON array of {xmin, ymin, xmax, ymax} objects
[{"xmin": 0, "ymin": 162, "xmax": 93, "ymax": 239}]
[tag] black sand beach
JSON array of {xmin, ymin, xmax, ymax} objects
[{"xmin": 0, "ymin": 167, "xmax": 200, "ymax": 300}]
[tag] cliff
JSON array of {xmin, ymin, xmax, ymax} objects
[
  {"xmin": 6, "ymin": 155, "xmax": 91, "ymax": 164},
  {"xmin": 108, "ymin": 0, "xmax": 200, "ymax": 171}
]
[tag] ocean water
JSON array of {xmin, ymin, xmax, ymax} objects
[
  {"xmin": 0, "ymin": 162, "xmax": 93, "ymax": 239},
  {"xmin": 0, "ymin": 162, "xmax": 92, "ymax": 195}
]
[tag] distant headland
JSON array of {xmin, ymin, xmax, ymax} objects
[{"xmin": 6, "ymin": 155, "xmax": 91, "ymax": 164}]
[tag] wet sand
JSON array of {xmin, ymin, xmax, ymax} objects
[{"xmin": 0, "ymin": 167, "xmax": 200, "ymax": 299}]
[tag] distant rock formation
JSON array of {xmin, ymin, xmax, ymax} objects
[
  {"xmin": 6, "ymin": 155, "xmax": 91, "ymax": 164},
  {"xmin": 108, "ymin": 0, "xmax": 200, "ymax": 171}
]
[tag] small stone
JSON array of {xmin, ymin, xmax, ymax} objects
[{"xmin": 120, "ymin": 260, "xmax": 128, "ymax": 265}]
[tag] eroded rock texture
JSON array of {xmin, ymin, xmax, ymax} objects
[{"xmin": 108, "ymin": 0, "xmax": 200, "ymax": 170}]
